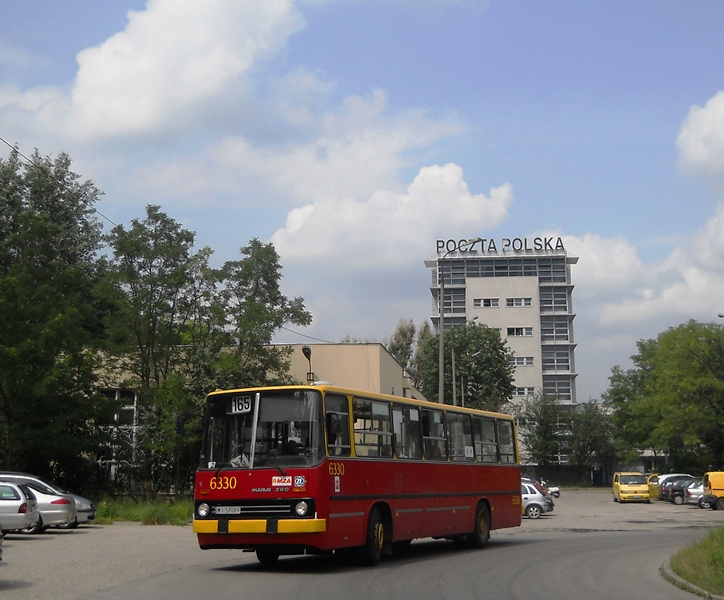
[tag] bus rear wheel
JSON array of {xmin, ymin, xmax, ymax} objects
[
  {"xmin": 468, "ymin": 503, "xmax": 490, "ymax": 549},
  {"xmin": 359, "ymin": 507, "xmax": 384, "ymax": 566}
]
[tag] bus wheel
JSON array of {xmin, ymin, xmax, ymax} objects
[
  {"xmin": 256, "ymin": 549, "xmax": 280, "ymax": 564},
  {"xmin": 359, "ymin": 507, "xmax": 384, "ymax": 566},
  {"xmin": 468, "ymin": 503, "xmax": 490, "ymax": 549}
]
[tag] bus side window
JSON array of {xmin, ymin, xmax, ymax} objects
[
  {"xmin": 325, "ymin": 394, "xmax": 351, "ymax": 457},
  {"xmin": 473, "ymin": 416, "xmax": 498, "ymax": 463},
  {"xmin": 392, "ymin": 405, "xmax": 422, "ymax": 459},
  {"xmin": 497, "ymin": 419, "xmax": 517, "ymax": 463},
  {"xmin": 421, "ymin": 409, "xmax": 446, "ymax": 460},
  {"xmin": 447, "ymin": 412, "xmax": 473, "ymax": 461},
  {"xmin": 353, "ymin": 398, "xmax": 393, "ymax": 458}
]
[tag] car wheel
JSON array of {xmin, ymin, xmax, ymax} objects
[
  {"xmin": 553, "ymin": 491, "xmax": 560, "ymax": 498},
  {"xmin": 526, "ymin": 504, "xmax": 542, "ymax": 519},
  {"xmin": 256, "ymin": 548, "xmax": 280, "ymax": 564},
  {"xmin": 359, "ymin": 507, "xmax": 385, "ymax": 566},
  {"xmin": 699, "ymin": 499, "xmax": 711, "ymax": 509},
  {"xmin": 468, "ymin": 503, "xmax": 490, "ymax": 549},
  {"xmin": 717, "ymin": 498, "xmax": 724, "ymax": 511},
  {"xmin": 21, "ymin": 516, "xmax": 47, "ymax": 535},
  {"xmin": 673, "ymin": 494, "xmax": 685, "ymax": 505}
]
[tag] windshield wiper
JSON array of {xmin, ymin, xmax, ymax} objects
[{"xmin": 269, "ymin": 455, "xmax": 287, "ymax": 477}]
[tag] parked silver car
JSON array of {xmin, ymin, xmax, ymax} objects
[
  {"xmin": 0, "ymin": 482, "xmax": 40, "ymax": 532},
  {"xmin": 0, "ymin": 474, "xmax": 75, "ymax": 533},
  {"xmin": 521, "ymin": 481, "xmax": 553, "ymax": 519},
  {"xmin": 0, "ymin": 472, "xmax": 93, "ymax": 529},
  {"xmin": 685, "ymin": 479, "xmax": 712, "ymax": 509}
]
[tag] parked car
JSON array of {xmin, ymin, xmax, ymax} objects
[
  {"xmin": 657, "ymin": 473, "xmax": 694, "ymax": 500},
  {"xmin": 541, "ymin": 479, "xmax": 560, "ymax": 498},
  {"xmin": 0, "ymin": 472, "xmax": 93, "ymax": 529},
  {"xmin": 521, "ymin": 476, "xmax": 549, "ymax": 496},
  {"xmin": 0, "ymin": 474, "xmax": 76, "ymax": 533},
  {"xmin": 685, "ymin": 479, "xmax": 711, "ymax": 509},
  {"xmin": 668, "ymin": 476, "xmax": 697, "ymax": 505},
  {"xmin": 521, "ymin": 482, "xmax": 553, "ymax": 519},
  {"xmin": 612, "ymin": 472, "xmax": 650, "ymax": 503},
  {"xmin": 0, "ymin": 482, "xmax": 39, "ymax": 532}
]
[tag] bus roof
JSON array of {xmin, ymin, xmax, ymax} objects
[{"xmin": 206, "ymin": 384, "xmax": 514, "ymax": 420}]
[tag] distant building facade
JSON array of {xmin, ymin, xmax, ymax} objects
[
  {"xmin": 284, "ymin": 343, "xmax": 425, "ymax": 400},
  {"xmin": 425, "ymin": 236, "xmax": 578, "ymax": 406}
]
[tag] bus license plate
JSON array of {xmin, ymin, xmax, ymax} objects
[{"xmin": 214, "ymin": 506, "xmax": 242, "ymax": 515}]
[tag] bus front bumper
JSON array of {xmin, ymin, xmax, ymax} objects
[{"xmin": 193, "ymin": 518, "xmax": 327, "ymax": 535}]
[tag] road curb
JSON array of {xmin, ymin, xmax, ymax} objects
[{"xmin": 660, "ymin": 559, "xmax": 724, "ymax": 600}]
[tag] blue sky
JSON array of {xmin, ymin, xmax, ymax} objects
[{"xmin": 2, "ymin": 0, "xmax": 724, "ymax": 400}]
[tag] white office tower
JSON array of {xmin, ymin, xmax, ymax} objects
[{"xmin": 426, "ymin": 236, "xmax": 578, "ymax": 407}]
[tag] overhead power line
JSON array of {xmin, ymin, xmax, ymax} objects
[{"xmin": 0, "ymin": 135, "xmax": 119, "ymax": 227}]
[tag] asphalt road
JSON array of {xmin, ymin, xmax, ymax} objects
[{"xmin": 1, "ymin": 489, "xmax": 723, "ymax": 600}]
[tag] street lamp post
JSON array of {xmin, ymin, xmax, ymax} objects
[{"xmin": 437, "ymin": 238, "xmax": 482, "ymax": 404}]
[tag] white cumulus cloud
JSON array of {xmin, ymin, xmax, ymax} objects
[
  {"xmin": 271, "ymin": 162, "xmax": 513, "ymax": 269},
  {"xmin": 677, "ymin": 90, "xmax": 724, "ymax": 180}
]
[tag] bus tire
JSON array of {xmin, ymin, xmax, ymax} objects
[
  {"xmin": 359, "ymin": 507, "xmax": 385, "ymax": 566},
  {"xmin": 468, "ymin": 503, "xmax": 490, "ymax": 549},
  {"xmin": 256, "ymin": 549, "xmax": 280, "ymax": 564}
]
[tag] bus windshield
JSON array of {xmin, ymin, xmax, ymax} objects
[{"xmin": 201, "ymin": 389, "xmax": 324, "ymax": 470}]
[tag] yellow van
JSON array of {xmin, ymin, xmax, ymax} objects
[
  {"xmin": 612, "ymin": 472, "xmax": 651, "ymax": 503},
  {"xmin": 701, "ymin": 471, "xmax": 724, "ymax": 510}
]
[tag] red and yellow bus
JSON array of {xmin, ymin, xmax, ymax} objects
[{"xmin": 193, "ymin": 384, "xmax": 521, "ymax": 565}]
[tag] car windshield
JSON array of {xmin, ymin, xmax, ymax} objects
[
  {"xmin": 621, "ymin": 475, "xmax": 647, "ymax": 485},
  {"xmin": 201, "ymin": 389, "xmax": 325, "ymax": 470}
]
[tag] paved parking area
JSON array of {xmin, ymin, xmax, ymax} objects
[{"xmin": 1, "ymin": 490, "xmax": 723, "ymax": 599}]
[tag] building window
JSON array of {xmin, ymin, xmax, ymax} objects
[
  {"xmin": 542, "ymin": 375, "xmax": 572, "ymax": 403},
  {"xmin": 507, "ymin": 327, "xmax": 533, "ymax": 337},
  {"xmin": 510, "ymin": 356, "xmax": 534, "ymax": 367},
  {"xmin": 511, "ymin": 387, "xmax": 536, "ymax": 397},
  {"xmin": 540, "ymin": 288, "xmax": 568, "ymax": 312},
  {"xmin": 542, "ymin": 349, "xmax": 570, "ymax": 371},
  {"xmin": 541, "ymin": 316, "xmax": 569, "ymax": 342},
  {"xmin": 474, "ymin": 298, "xmax": 499, "ymax": 308},
  {"xmin": 506, "ymin": 297, "xmax": 532, "ymax": 308}
]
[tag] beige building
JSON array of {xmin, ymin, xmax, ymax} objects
[{"xmin": 283, "ymin": 343, "xmax": 426, "ymax": 400}]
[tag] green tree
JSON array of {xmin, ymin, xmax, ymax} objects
[
  {"xmin": 414, "ymin": 323, "xmax": 514, "ymax": 410},
  {"xmin": 0, "ymin": 150, "xmax": 111, "ymax": 489},
  {"xmin": 511, "ymin": 393, "xmax": 564, "ymax": 467},
  {"xmin": 104, "ymin": 223, "xmax": 311, "ymax": 494},
  {"xmin": 385, "ymin": 319, "xmax": 416, "ymax": 369},
  {"xmin": 103, "ymin": 205, "xmax": 201, "ymax": 389},
  {"xmin": 568, "ymin": 402, "xmax": 616, "ymax": 480},
  {"xmin": 215, "ymin": 238, "xmax": 313, "ymax": 389},
  {"xmin": 603, "ymin": 320, "xmax": 724, "ymax": 472}
]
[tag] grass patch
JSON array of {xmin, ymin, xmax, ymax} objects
[
  {"xmin": 95, "ymin": 498, "xmax": 194, "ymax": 526},
  {"xmin": 670, "ymin": 525, "xmax": 724, "ymax": 596}
]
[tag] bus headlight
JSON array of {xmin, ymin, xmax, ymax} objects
[
  {"xmin": 197, "ymin": 503, "xmax": 210, "ymax": 518},
  {"xmin": 294, "ymin": 501, "xmax": 309, "ymax": 517}
]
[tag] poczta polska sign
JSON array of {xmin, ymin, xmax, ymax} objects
[{"xmin": 436, "ymin": 237, "xmax": 566, "ymax": 254}]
